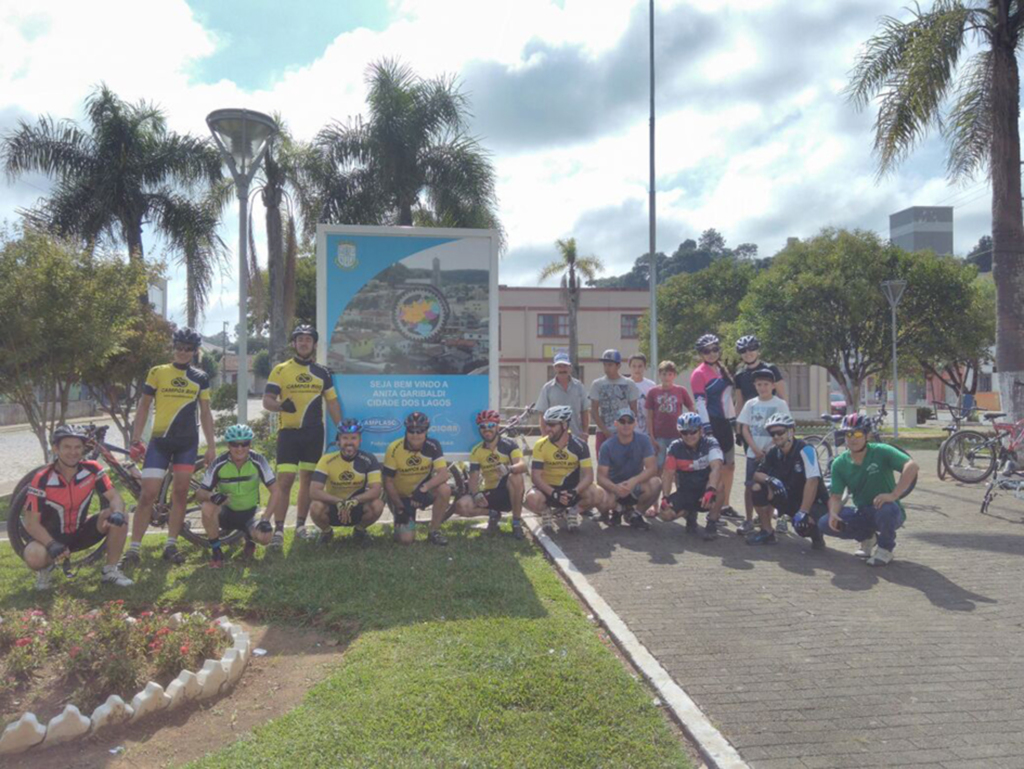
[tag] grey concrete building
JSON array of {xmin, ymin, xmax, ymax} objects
[{"xmin": 889, "ymin": 205, "xmax": 953, "ymax": 254}]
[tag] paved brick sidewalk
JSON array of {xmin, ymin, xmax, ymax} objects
[{"xmin": 551, "ymin": 449, "xmax": 1024, "ymax": 769}]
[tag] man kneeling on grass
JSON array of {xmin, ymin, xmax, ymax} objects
[
  {"xmin": 197, "ymin": 424, "xmax": 279, "ymax": 568},
  {"xmin": 308, "ymin": 419, "xmax": 384, "ymax": 544},
  {"xmin": 454, "ymin": 410, "xmax": 528, "ymax": 538}
]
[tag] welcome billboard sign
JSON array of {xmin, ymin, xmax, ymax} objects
[{"xmin": 317, "ymin": 225, "xmax": 500, "ymax": 456}]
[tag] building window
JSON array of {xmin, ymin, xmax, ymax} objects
[
  {"xmin": 778, "ymin": 364, "xmax": 810, "ymax": 410},
  {"xmin": 547, "ymin": 365, "xmax": 584, "ymax": 382},
  {"xmin": 621, "ymin": 314, "xmax": 641, "ymax": 339},
  {"xmin": 537, "ymin": 314, "xmax": 569, "ymax": 337}
]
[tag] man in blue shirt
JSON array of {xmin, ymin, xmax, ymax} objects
[{"xmin": 596, "ymin": 407, "xmax": 661, "ymax": 529}]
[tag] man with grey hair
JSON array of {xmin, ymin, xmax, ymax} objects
[{"xmin": 535, "ymin": 352, "xmax": 590, "ymax": 437}]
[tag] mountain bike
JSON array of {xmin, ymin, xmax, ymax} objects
[
  {"xmin": 933, "ymin": 400, "xmax": 969, "ymax": 481},
  {"xmin": 801, "ymin": 405, "xmax": 887, "ymax": 481},
  {"xmin": 6, "ymin": 425, "xmax": 238, "ymax": 568},
  {"xmin": 979, "ymin": 459, "xmax": 1024, "ymax": 517},
  {"xmin": 941, "ymin": 381, "xmax": 1024, "ymax": 484}
]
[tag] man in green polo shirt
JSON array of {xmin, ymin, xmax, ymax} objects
[
  {"xmin": 197, "ymin": 424, "xmax": 282, "ymax": 567},
  {"xmin": 817, "ymin": 414, "xmax": 918, "ymax": 566}
]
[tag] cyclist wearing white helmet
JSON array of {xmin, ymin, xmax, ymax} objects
[
  {"xmin": 658, "ymin": 412, "xmax": 725, "ymax": 541},
  {"xmin": 525, "ymin": 405, "xmax": 604, "ymax": 532},
  {"xmin": 196, "ymin": 423, "xmax": 280, "ymax": 568},
  {"xmin": 748, "ymin": 412, "xmax": 826, "ymax": 549}
]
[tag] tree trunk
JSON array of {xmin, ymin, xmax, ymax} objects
[
  {"xmin": 399, "ymin": 199, "xmax": 414, "ymax": 226},
  {"xmin": 990, "ymin": 17, "xmax": 1024, "ymax": 421},
  {"xmin": 267, "ymin": 191, "xmax": 287, "ymax": 365}
]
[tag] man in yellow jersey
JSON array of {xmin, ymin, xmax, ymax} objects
[
  {"xmin": 263, "ymin": 324, "xmax": 341, "ymax": 546},
  {"xmin": 122, "ymin": 327, "xmax": 216, "ymax": 566},
  {"xmin": 525, "ymin": 405, "xmax": 605, "ymax": 533},
  {"xmin": 454, "ymin": 409, "xmax": 527, "ymax": 539},
  {"xmin": 382, "ymin": 412, "xmax": 451, "ymax": 546},
  {"xmin": 308, "ymin": 419, "xmax": 384, "ymax": 544}
]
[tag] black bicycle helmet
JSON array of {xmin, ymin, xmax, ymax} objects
[
  {"xmin": 405, "ymin": 411, "xmax": 430, "ymax": 431},
  {"xmin": 735, "ymin": 335, "xmax": 761, "ymax": 353},
  {"xmin": 50, "ymin": 424, "xmax": 87, "ymax": 445},
  {"xmin": 695, "ymin": 334, "xmax": 720, "ymax": 352},
  {"xmin": 291, "ymin": 324, "xmax": 319, "ymax": 343},
  {"xmin": 336, "ymin": 418, "xmax": 362, "ymax": 435},
  {"xmin": 172, "ymin": 326, "xmax": 202, "ymax": 348}
]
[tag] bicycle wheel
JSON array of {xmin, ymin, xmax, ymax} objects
[
  {"xmin": 159, "ymin": 460, "xmax": 245, "ymax": 548},
  {"xmin": 936, "ymin": 438, "xmax": 948, "ymax": 481},
  {"xmin": 943, "ymin": 430, "xmax": 997, "ymax": 484},
  {"xmin": 6, "ymin": 482, "xmax": 108, "ymax": 569},
  {"xmin": 802, "ymin": 435, "xmax": 833, "ymax": 480}
]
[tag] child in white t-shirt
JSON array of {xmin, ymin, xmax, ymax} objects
[{"xmin": 737, "ymin": 369, "xmax": 792, "ymax": 535}]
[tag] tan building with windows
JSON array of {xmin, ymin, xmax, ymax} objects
[{"xmin": 497, "ymin": 286, "xmax": 830, "ymax": 421}]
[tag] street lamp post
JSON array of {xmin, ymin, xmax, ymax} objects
[
  {"xmin": 648, "ymin": 0, "xmax": 658, "ymax": 374},
  {"xmin": 206, "ymin": 109, "xmax": 277, "ymax": 424},
  {"xmin": 881, "ymin": 279, "xmax": 907, "ymax": 438}
]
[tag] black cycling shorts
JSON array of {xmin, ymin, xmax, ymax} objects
[
  {"xmin": 668, "ymin": 488, "xmax": 704, "ymax": 514},
  {"xmin": 276, "ymin": 425, "xmax": 325, "ymax": 472},
  {"xmin": 37, "ymin": 513, "xmax": 105, "ymax": 552},
  {"xmin": 710, "ymin": 418, "xmax": 735, "ymax": 464},
  {"xmin": 323, "ymin": 502, "xmax": 368, "ymax": 527},
  {"xmin": 480, "ymin": 478, "xmax": 513, "ymax": 513},
  {"xmin": 394, "ymin": 488, "xmax": 435, "ymax": 525},
  {"xmin": 218, "ymin": 506, "xmax": 258, "ymax": 533}
]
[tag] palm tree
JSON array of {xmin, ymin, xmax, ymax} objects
[
  {"xmin": 538, "ymin": 238, "xmax": 605, "ymax": 378},
  {"xmin": 847, "ymin": 0, "xmax": 1024, "ymax": 420},
  {"xmin": 2, "ymin": 83, "xmax": 223, "ymax": 265},
  {"xmin": 309, "ymin": 58, "xmax": 503, "ymax": 237}
]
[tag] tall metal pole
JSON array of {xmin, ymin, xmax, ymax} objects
[
  {"xmin": 648, "ymin": 0, "xmax": 658, "ymax": 372},
  {"xmin": 891, "ymin": 303, "xmax": 899, "ymax": 439},
  {"xmin": 237, "ymin": 178, "xmax": 249, "ymax": 424}
]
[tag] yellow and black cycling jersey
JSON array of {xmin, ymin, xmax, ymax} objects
[
  {"xmin": 143, "ymin": 363, "xmax": 211, "ymax": 439},
  {"xmin": 469, "ymin": 436, "xmax": 523, "ymax": 492},
  {"xmin": 312, "ymin": 449, "xmax": 381, "ymax": 501},
  {"xmin": 531, "ymin": 434, "xmax": 592, "ymax": 489},
  {"xmin": 382, "ymin": 437, "xmax": 446, "ymax": 497},
  {"xmin": 264, "ymin": 358, "xmax": 337, "ymax": 430}
]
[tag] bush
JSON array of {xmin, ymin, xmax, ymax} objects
[
  {"xmin": 917, "ymin": 407, "xmax": 933, "ymax": 424},
  {"xmin": 210, "ymin": 382, "xmax": 237, "ymax": 412}
]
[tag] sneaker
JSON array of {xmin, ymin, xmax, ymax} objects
[
  {"xmin": 294, "ymin": 524, "xmax": 311, "ymax": 541},
  {"xmin": 209, "ymin": 549, "xmax": 224, "ymax": 569},
  {"xmin": 542, "ymin": 510, "xmax": 555, "ymax": 532},
  {"xmin": 611, "ymin": 510, "xmax": 623, "ymax": 527},
  {"xmin": 242, "ymin": 540, "xmax": 257, "ymax": 560},
  {"xmin": 747, "ymin": 529, "xmax": 777, "ymax": 546},
  {"xmin": 866, "ymin": 546, "xmax": 894, "ymax": 566},
  {"xmin": 268, "ymin": 531, "xmax": 285, "ymax": 550},
  {"xmin": 736, "ymin": 520, "xmax": 755, "ymax": 536},
  {"xmin": 34, "ymin": 565, "xmax": 55, "ymax": 591},
  {"xmin": 776, "ymin": 516, "xmax": 789, "ymax": 534},
  {"xmin": 685, "ymin": 511, "xmax": 699, "ymax": 535},
  {"xmin": 703, "ymin": 520, "xmax": 720, "ymax": 541},
  {"xmin": 720, "ymin": 506, "xmax": 742, "ymax": 520},
  {"xmin": 161, "ymin": 544, "xmax": 186, "ymax": 565},
  {"xmin": 810, "ymin": 529, "xmax": 826, "ymax": 550},
  {"xmin": 118, "ymin": 549, "xmax": 141, "ymax": 570},
  {"xmin": 317, "ymin": 528, "xmax": 334, "ymax": 545},
  {"xmin": 628, "ymin": 511, "xmax": 650, "ymax": 530},
  {"xmin": 854, "ymin": 535, "xmax": 877, "ymax": 558},
  {"xmin": 580, "ymin": 508, "xmax": 596, "ymax": 519},
  {"xmin": 101, "ymin": 565, "xmax": 134, "ymax": 586},
  {"xmin": 511, "ymin": 520, "xmax": 525, "ymax": 540},
  {"xmin": 487, "ymin": 510, "xmax": 501, "ymax": 535},
  {"xmin": 352, "ymin": 527, "xmax": 369, "ymax": 545},
  {"xmin": 428, "ymin": 530, "xmax": 448, "ymax": 546},
  {"xmin": 566, "ymin": 506, "xmax": 581, "ymax": 531}
]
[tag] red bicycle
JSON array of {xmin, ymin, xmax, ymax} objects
[{"xmin": 941, "ymin": 381, "xmax": 1024, "ymax": 484}]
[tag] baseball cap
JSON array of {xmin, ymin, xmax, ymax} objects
[
  {"xmin": 615, "ymin": 407, "xmax": 635, "ymax": 421},
  {"xmin": 553, "ymin": 352, "xmax": 571, "ymax": 366},
  {"xmin": 752, "ymin": 367, "xmax": 776, "ymax": 382},
  {"xmin": 601, "ymin": 349, "xmax": 622, "ymax": 364}
]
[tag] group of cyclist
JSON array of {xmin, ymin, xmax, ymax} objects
[{"xmin": 19, "ymin": 325, "xmax": 918, "ymax": 589}]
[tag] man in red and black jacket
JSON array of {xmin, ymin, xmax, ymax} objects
[{"xmin": 22, "ymin": 425, "xmax": 133, "ymax": 590}]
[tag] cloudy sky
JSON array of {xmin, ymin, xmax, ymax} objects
[{"xmin": 0, "ymin": 0, "xmax": 993, "ymax": 336}]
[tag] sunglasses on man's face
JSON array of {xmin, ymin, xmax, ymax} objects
[
  {"xmin": 229, "ymin": 441, "xmax": 251, "ymax": 448},
  {"xmin": 406, "ymin": 427, "xmax": 428, "ymax": 435},
  {"xmin": 679, "ymin": 428, "xmax": 700, "ymax": 436},
  {"xmin": 174, "ymin": 344, "xmax": 196, "ymax": 353},
  {"xmin": 845, "ymin": 429, "xmax": 868, "ymax": 440},
  {"xmin": 480, "ymin": 422, "xmax": 499, "ymax": 430},
  {"xmin": 700, "ymin": 347, "xmax": 721, "ymax": 354},
  {"xmin": 768, "ymin": 429, "xmax": 789, "ymax": 438},
  {"xmin": 617, "ymin": 416, "xmax": 635, "ymax": 424}
]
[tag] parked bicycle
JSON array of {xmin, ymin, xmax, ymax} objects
[
  {"xmin": 802, "ymin": 404, "xmax": 887, "ymax": 481},
  {"xmin": 6, "ymin": 424, "xmax": 234, "ymax": 568},
  {"xmin": 979, "ymin": 459, "xmax": 1024, "ymax": 517},
  {"xmin": 933, "ymin": 400, "xmax": 970, "ymax": 482},
  {"xmin": 941, "ymin": 381, "xmax": 1024, "ymax": 484}
]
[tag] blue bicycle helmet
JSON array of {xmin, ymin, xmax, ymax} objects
[
  {"xmin": 677, "ymin": 412, "xmax": 703, "ymax": 432},
  {"xmin": 224, "ymin": 424, "xmax": 254, "ymax": 443}
]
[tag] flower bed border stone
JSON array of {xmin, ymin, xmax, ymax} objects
[{"xmin": 0, "ymin": 615, "xmax": 249, "ymax": 756}]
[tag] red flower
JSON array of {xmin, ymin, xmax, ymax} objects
[
  {"xmin": 156, "ymin": 627, "xmax": 171, "ymax": 637},
  {"xmin": 180, "ymin": 644, "xmax": 190, "ymax": 655},
  {"xmin": 29, "ymin": 610, "xmax": 45, "ymax": 618},
  {"xmin": 140, "ymin": 611, "xmax": 153, "ymax": 618},
  {"xmin": 149, "ymin": 641, "xmax": 162, "ymax": 651},
  {"xmin": 205, "ymin": 627, "xmax": 219, "ymax": 636},
  {"xmin": 68, "ymin": 645, "xmax": 82, "ymax": 659},
  {"xmin": 14, "ymin": 638, "xmax": 31, "ymax": 647}
]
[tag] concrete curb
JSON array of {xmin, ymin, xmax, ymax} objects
[{"xmin": 525, "ymin": 514, "xmax": 750, "ymax": 769}]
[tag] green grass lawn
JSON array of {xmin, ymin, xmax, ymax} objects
[{"xmin": 0, "ymin": 523, "xmax": 692, "ymax": 768}]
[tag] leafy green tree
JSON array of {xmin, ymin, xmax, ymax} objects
[
  {"xmin": 538, "ymin": 238, "xmax": 604, "ymax": 378},
  {"xmin": 0, "ymin": 226, "xmax": 154, "ymax": 457},
  {"xmin": 1, "ymin": 84, "xmax": 223, "ymax": 265},
  {"xmin": 305, "ymin": 58, "xmax": 502, "ymax": 236},
  {"xmin": 847, "ymin": 0, "xmax": 1024, "ymax": 420},
  {"xmin": 644, "ymin": 257, "xmax": 756, "ymax": 368},
  {"xmin": 253, "ymin": 350, "xmax": 271, "ymax": 380},
  {"xmin": 965, "ymin": 235, "xmax": 993, "ymax": 273}
]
